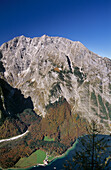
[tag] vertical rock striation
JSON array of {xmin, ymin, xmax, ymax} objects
[{"xmin": 0, "ymin": 35, "xmax": 111, "ymax": 133}]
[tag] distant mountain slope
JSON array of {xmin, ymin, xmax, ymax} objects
[{"xmin": 0, "ymin": 35, "xmax": 111, "ymax": 133}]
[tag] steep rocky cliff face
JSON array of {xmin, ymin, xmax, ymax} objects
[{"xmin": 0, "ymin": 35, "xmax": 111, "ymax": 133}]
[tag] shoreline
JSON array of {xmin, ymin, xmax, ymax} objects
[
  {"xmin": 37, "ymin": 139, "xmax": 78, "ymax": 167},
  {"xmin": 7, "ymin": 139, "xmax": 78, "ymax": 170}
]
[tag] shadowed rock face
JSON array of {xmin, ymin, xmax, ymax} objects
[
  {"xmin": 0, "ymin": 51, "xmax": 5, "ymax": 73},
  {"xmin": 0, "ymin": 35, "xmax": 111, "ymax": 133},
  {"xmin": 0, "ymin": 78, "xmax": 34, "ymax": 126}
]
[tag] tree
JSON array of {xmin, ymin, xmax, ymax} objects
[{"xmin": 64, "ymin": 120, "xmax": 111, "ymax": 170}]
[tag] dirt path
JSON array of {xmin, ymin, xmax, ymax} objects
[{"xmin": 0, "ymin": 130, "xmax": 29, "ymax": 143}]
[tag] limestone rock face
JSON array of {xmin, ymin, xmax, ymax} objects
[{"xmin": 0, "ymin": 35, "xmax": 111, "ymax": 132}]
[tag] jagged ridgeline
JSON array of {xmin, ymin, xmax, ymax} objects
[
  {"xmin": 0, "ymin": 35, "xmax": 111, "ymax": 133},
  {"xmin": 0, "ymin": 35, "xmax": 111, "ymax": 169}
]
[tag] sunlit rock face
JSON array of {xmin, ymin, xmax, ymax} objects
[{"xmin": 0, "ymin": 35, "xmax": 111, "ymax": 132}]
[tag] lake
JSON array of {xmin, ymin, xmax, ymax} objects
[
  {"xmin": 9, "ymin": 135, "xmax": 111, "ymax": 170},
  {"xmin": 29, "ymin": 140, "xmax": 78, "ymax": 170},
  {"xmin": 29, "ymin": 135, "xmax": 111, "ymax": 170}
]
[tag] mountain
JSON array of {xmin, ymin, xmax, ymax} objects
[
  {"xmin": 0, "ymin": 35, "xmax": 111, "ymax": 131},
  {"xmin": 0, "ymin": 35, "xmax": 111, "ymax": 168}
]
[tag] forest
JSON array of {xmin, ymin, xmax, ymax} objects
[{"xmin": 0, "ymin": 97, "xmax": 89, "ymax": 168}]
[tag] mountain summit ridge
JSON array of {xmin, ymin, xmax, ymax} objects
[{"xmin": 0, "ymin": 35, "xmax": 111, "ymax": 133}]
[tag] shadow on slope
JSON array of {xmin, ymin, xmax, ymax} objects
[{"xmin": 0, "ymin": 78, "xmax": 34, "ymax": 119}]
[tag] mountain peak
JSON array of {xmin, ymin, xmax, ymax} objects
[{"xmin": 0, "ymin": 35, "xmax": 111, "ymax": 133}]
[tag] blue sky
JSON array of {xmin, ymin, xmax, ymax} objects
[{"xmin": 0, "ymin": 0, "xmax": 111, "ymax": 58}]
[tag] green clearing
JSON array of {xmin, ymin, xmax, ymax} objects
[
  {"xmin": 15, "ymin": 149, "xmax": 46, "ymax": 168},
  {"xmin": 36, "ymin": 149, "xmax": 46, "ymax": 164},
  {"xmin": 44, "ymin": 136, "xmax": 54, "ymax": 141}
]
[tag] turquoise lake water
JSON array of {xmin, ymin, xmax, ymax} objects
[
  {"xmin": 30, "ymin": 140, "xmax": 78, "ymax": 170},
  {"xmin": 8, "ymin": 135, "xmax": 111, "ymax": 170},
  {"xmin": 29, "ymin": 135, "xmax": 111, "ymax": 170}
]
